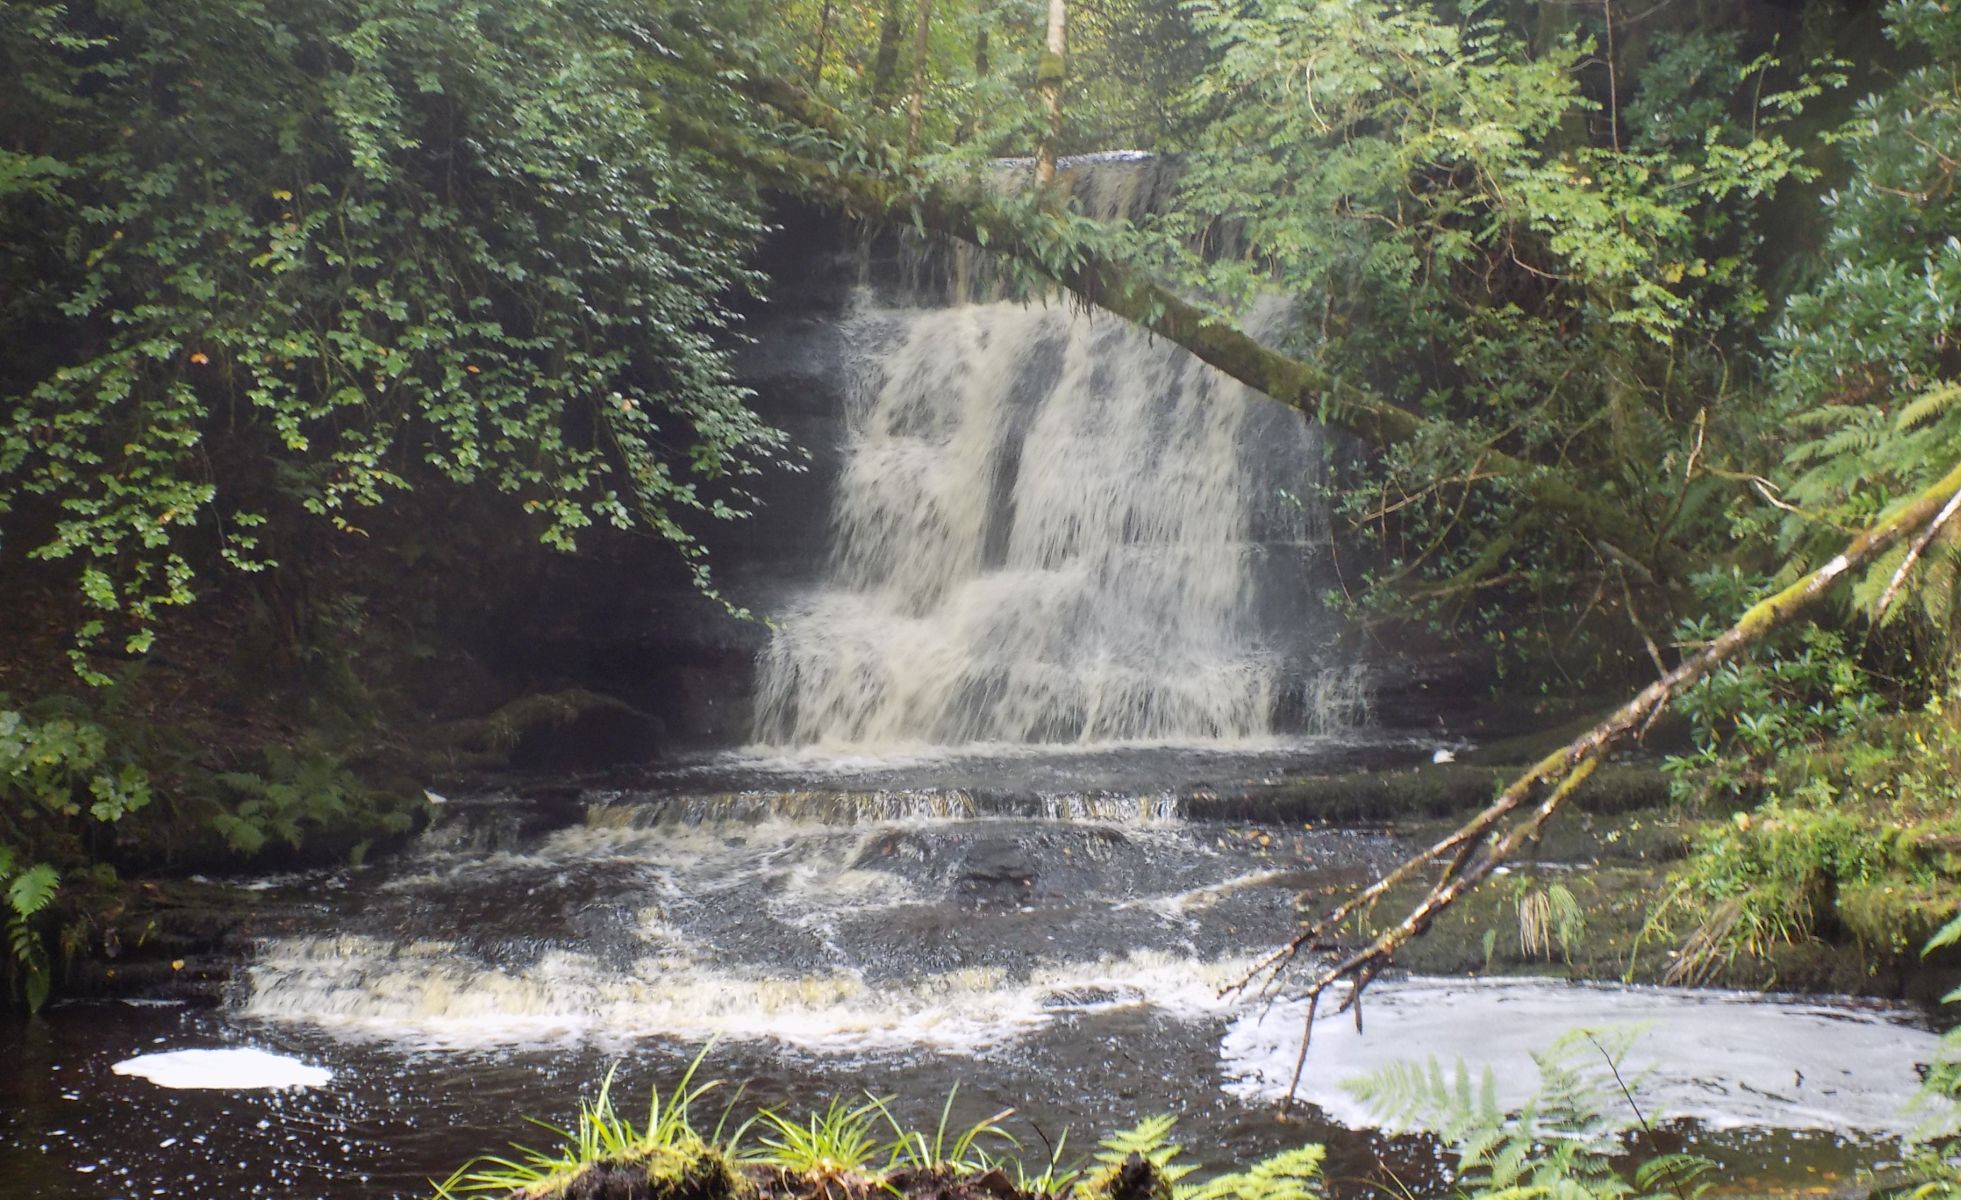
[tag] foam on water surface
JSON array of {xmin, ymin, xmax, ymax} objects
[
  {"xmin": 242, "ymin": 937, "xmax": 1250, "ymax": 1052},
  {"xmin": 1221, "ymin": 976, "xmax": 1941, "ymax": 1134},
  {"xmin": 111, "ymin": 1048, "xmax": 332, "ymax": 1091}
]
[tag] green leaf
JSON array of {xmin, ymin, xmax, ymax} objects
[{"xmin": 6, "ymin": 864, "xmax": 60, "ymax": 920}]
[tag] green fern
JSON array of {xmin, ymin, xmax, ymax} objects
[
  {"xmin": 1345, "ymin": 1032, "xmax": 1712, "ymax": 1200},
  {"xmin": 1, "ymin": 860, "xmax": 60, "ymax": 1013},
  {"xmin": 1903, "ymin": 917, "xmax": 1961, "ymax": 1191},
  {"xmin": 1895, "ymin": 384, "xmax": 1961, "ymax": 433},
  {"xmin": 1177, "ymin": 1145, "xmax": 1326, "ymax": 1200},
  {"xmin": 6, "ymin": 863, "xmax": 59, "ymax": 919},
  {"xmin": 1073, "ymin": 1115, "xmax": 1197, "ymax": 1200},
  {"xmin": 1344, "ymin": 1057, "xmax": 1504, "ymax": 1144},
  {"xmin": 1089, "ymin": 1115, "xmax": 1193, "ymax": 1183},
  {"xmin": 7, "ymin": 914, "xmax": 52, "ymax": 1014}
]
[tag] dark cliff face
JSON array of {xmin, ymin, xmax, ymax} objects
[{"xmin": 471, "ymin": 199, "xmax": 860, "ymax": 751}]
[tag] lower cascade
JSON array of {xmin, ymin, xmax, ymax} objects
[{"xmin": 752, "ymin": 294, "xmax": 1358, "ymax": 751}]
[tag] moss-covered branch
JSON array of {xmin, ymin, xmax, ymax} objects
[
  {"xmin": 693, "ymin": 75, "xmax": 1684, "ymax": 576},
  {"xmin": 1229, "ymin": 458, "xmax": 1961, "ymax": 1103}
]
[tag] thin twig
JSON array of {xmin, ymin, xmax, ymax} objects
[
  {"xmin": 1876, "ymin": 484, "xmax": 1961, "ymax": 620},
  {"xmin": 1587, "ymin": 1033, "xmax": 1692, "ymax": 1200},
  {"xmin": 1281, "ymin": 990, "xmax": 1321, "ymax": 1112}
]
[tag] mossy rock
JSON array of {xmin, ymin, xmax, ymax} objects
[
  {"xmin": 1837, "ymin": 879, "xmax": 1953, "ymax": 959},
  {"xmin": 517, "ymin": 1146, "xmax": 748, "ymax": 1200},
  {"xmin": 438, "ymin": 687, "xmax": 661, "ymax": 772},
  {"xmin": 1196, "ymin": 761, "xmax": 1668, "ymax": 826}
]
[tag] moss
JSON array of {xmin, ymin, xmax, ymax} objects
[
  {"xmin": 1189, "ymin": 761, "xmax": 1668, "ymax": 826},
  {"xmin": 1837, "ymin": 879, "xmax": 1953, "ymax": 958},
  {"xmin": 434, "ymin": 687, "xmax": 659, "ymax": 771},
  {"xmin": 1334, "ymin": 800, "xmax": 1957, "ymax": 998},
  {"xmin": 517, "ymin": 1147, "xmax": 750, "ymax": 1200},
  {"xmin": 1363, "ymin": 861, "xmax": 1671, "ymax": 982}
]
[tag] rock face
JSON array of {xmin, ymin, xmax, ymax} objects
[{"xmin": 468, "ymin": 201, "xmax": 861, "ymax": 751}]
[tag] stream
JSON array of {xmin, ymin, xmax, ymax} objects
[{"xmin": 0, "ymin": 742, "xmax": 1943, "ymax": 1199}]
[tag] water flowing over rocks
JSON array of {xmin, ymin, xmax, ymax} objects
[{"xmin": 750, "ymin": 294, "xmax": 1359, "ymax": 751}]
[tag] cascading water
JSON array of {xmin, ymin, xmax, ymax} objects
[{"xmin": 751, "ymin": 294, "xmax": 1358, "ymax": 751}]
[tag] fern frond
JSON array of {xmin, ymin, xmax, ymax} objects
[
  {"xmin": 1177, "ymin": 1144, "xmax": 1326, "ymax": 1200},
  {"xmin": 1093, "ymin": 1114, "xmax": 1176, "ymax": 1166},
  {"xmin": 1895, "ymin": 383, "xmax": 1961, "ymax": 432},
  {"xmin": 1091, "ymin": 1115, "xmax": 1193, "ymax": 1182},
  {"xmin": 1635, "ymin": 1152, "xmax": 1714, "ymax": 1199},
  {"xmin": 1926, "ymin": 909, "xmax": 1961, "ymax": 956},
  {"xmin": 6, "ymin": 863, "xmax": 59, "ymax": 920}
]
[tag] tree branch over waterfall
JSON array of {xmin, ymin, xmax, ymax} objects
[
  {"xmin": 1224, "ymin": 457, "xmax": 1961, "ymax": 1106},
  {"xmin": 684, "ymin": 72, "xmax": 1689, "ymax": 579}
]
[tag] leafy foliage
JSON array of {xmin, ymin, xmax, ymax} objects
[
  {"xmin": 1138, "ymin": 0, "xmax": 1832, "ymax": 677},
  {"xmin": 1764, "ymin": 0, "xmax": 1961, "ymax": 646},
  {"xmin": 1663, "ymin": 593, "xmax": 1884, "ymax": 807},
  {"xmin": 1888, "ymin": 913, "xmax": 1961, "ymax": 1196},
  {"xmin": 1177, "ymin": 1146, "xmax": 1324, "ymax": 1200},
  {"xmin": 1652, "ymin": 690, "xmax": 1961, "ymax": 980},
  {"xmin": 207, "ymin": 744, "xmax": 373, "ymax": 857},
  {"xmin": 0, "ymin": 0, "xmax": 789, "ymax": 675},
  {"xmin": 0, "ymin": 698, "xmax": 151, "ymax": 1010}
]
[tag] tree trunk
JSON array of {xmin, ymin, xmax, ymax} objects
[
  {"xmin": 870, "ymin": 0, "xmax": 906, "ymax": 109},
  {"xmin": 1033, "ymin": 0, "xmax": 1065, "ymax": 187},
  {"xmin": 904, "ymin": 0, "xmax": 935, "ymax": 162},
  {"xmin": 808, "ymin": 0, "xmax": 835, "ymax": 91},
  {"xmin": 955, "ymin": 27, "xmax": 988, "ymax": 145}
]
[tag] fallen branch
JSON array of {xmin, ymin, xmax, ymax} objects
[{"xmin": 1227, "ymin": 457, "xmax": 1961, "ymax": 1106}]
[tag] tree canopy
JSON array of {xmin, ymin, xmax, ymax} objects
[{"xmin": 1, "ymin": 0, "xmax": 790, "ymax": 676}]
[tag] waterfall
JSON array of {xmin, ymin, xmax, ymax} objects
[{"xmin": 751, "ymin": 293, "xmax": 1354, "ymax": 752}]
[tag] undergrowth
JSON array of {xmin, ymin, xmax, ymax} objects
[
  {"xmin": 435, "ymin": 1043, "xmax": 1753, "ymax": 1200},
  {"xmin": 1896, "ymin": 913, "xmax": 1961, "ymax": 1196},
  {"xmin": 1, "ymin": 678, "xmax": 421, "ymax": 1011},
  {"xmin": 1651, "ymin": 686, "xmax": 1961, "ymax": 983},
  {"xmin": 434, "ymin": 1052, "xmax": 735, "ymax": 1198}
]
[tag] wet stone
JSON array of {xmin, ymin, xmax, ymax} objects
[{"xmin": 960, "ymin": 838, "xmax": 1039, "ymax": 886}]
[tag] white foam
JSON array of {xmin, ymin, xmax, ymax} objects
[
  {"xmin": 242, "ymin": 935, "xmax": 1250, "ymax": 1053},
  {"xmin": 111, "ymin": 1048, "xmax": 331, "ymax": 1090},
  {"xmin": 1220, "ymin": 977, "xmax": 1940, "ymax": 1134}
]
